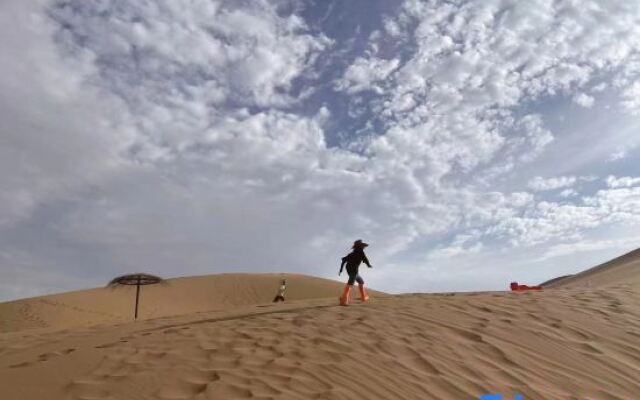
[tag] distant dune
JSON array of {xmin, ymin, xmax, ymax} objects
[
  {"xmin": 0, "ymin": 273, "xmax": 384, "ymax": 333},
  {"xmin": 543, "ymin": 247, "xmax": 640, "ymax": 288}
]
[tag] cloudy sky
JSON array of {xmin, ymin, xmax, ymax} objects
[{"xmin": 1, "ymin": 0, "xmax": 640, "ymax": 301}]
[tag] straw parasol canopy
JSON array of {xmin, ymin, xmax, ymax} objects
[{"xmin": 107, "ymin": 273, "xmax": 164, "ymax": 320}]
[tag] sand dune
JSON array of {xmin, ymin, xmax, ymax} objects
[
  {"xmin": 2, "ymin": 260, "xmax": 640, "ymax": 400},
  {"xmin": 543, "ymin": 247, "xmax": 640, "ymax": 289},
  {"xmin": 0, "ymin": 273, "xmax": 375, "ymax": 333},
  {"xmin": 1, "ymin": 287, "xmax": 639, "ymax": 399}
]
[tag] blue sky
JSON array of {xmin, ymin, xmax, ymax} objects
[{"xmin": 1, "ymin": 0, "xmax": 640, "ymax": 300}]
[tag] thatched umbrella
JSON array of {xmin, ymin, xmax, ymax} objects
[{"xmin": 107, "ymin": 273, "xmax": 164, "ymax": 320}]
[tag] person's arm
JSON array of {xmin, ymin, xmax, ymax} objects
[
  {"xmin": 339, "ymin": 257, "xmax": 347, "ymax": 275},
  {"xmin": 362, "ymin": 252, "xmax": 372, "ymax": 268}
]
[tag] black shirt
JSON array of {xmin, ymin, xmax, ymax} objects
[{"xmin": 340, "ymin": 248, "xmax": 371, "ymax": 274}]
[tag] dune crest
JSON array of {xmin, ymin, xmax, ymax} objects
[
  {"xmin": 0, "ymin": 273, "xmax": 378, "ymax": 333},
  {"xmin": 543, "ymin": 247, "xmax": 640, "ymax": 289}
]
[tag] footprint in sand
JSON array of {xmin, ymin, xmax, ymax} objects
[
  {"xmin": 9, "ymin": 361, "xmax": 32, "ymax": 368},
  {"xmin": 156, "ymin": 370, "xmax": 221, "ymax": 399},
  {"xmin": 95, "ymin": 342, "xmax": 121, "ymax": 349},
  {"xmin": 9, "ymin": 348, "xmax": 77, "ymax": 368}
]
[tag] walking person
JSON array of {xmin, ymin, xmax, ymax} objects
[
  {"xmin": 339, "ymin": 240, "xmax": 372, "ymax": 306},
  {"xmin": 273, "ymin": 279, "xmax": 287, "ymax": 302}
]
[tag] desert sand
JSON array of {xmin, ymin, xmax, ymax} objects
[
  {"xmin": 1, "ymin": 255, "xmax": 639, "ymax": 399},
  {"xmin": 0, "ymin": 273, "xmax": 369, "ymax": 333}
]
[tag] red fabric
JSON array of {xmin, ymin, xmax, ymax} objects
[{"xmin": 510, "ymin": 282, "xmax": 542, "ymax": 291}]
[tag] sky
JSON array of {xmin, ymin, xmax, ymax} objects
[{"xmin": 1, "ymin": 0, "xmax": 640, "ymax": 301}]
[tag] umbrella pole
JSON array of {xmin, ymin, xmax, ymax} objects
[
  {"xmin": 108, "ymin": 274, "xmax": 162, "ymax": 320},
  {"xmin": 134, "ymin": 278, "xmax": 141, "ymax": 320}
]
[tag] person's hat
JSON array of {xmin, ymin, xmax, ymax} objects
[{"xmin": 352, "ymin": 239, "xmax": 369, "ymax": 249}]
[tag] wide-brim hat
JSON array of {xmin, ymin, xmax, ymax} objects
[{"xmin": 352, "ymin": 239, "xmax": 369, "ymax": 249}]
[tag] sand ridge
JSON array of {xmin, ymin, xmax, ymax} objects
[
  {"xmin": 543, "ymin": 248, "xmax": 640, "ymax": 289},
  {"xmin": 0, "ymin": 273, "xmax": 381, "ymax": 333}
]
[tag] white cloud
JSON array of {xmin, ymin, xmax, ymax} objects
[
  {"xmin": 573, "ymin": 92, "xmax": 595, "ymax": 108},
  {"xmin": 620, "ymin": 81, "xmax": 640, "ymax": 114},
  {"xmin": 335, "ymin": 57, "xmax": 400, "ymax": 94},
  {"xmin": 395, "ymin": 0, "xmax": 640, "ymax": 102},
  {"xmin": 537, "ymin": 235, "xmax": 640, "ymax": 262},
  {"xmin": 559, "ymin": 189, "xmax": 578, "ymax": 198},
  {"xmin": 606, "ymin": 176, "xmax": 640, "ymax": 188},
  {"xmin": 0, "ymin": 0, "xmax": 334, "ymax": 218},
  {"xmin": 48, "ymin": 0, "xmax": 331, "ymax": 113},
  {"xmin": 427, "ymin": 231, "xmax": 484, "ymax": 260},
  {"xmin": 338, "ymin": 0, "xmax": 640, "ymax": 180},
  {"xmin": 487, "ymin": 186, "xmax": 640, "ymax": 247},
  {"xmin": 333, "ymin": 0, "xmax": 640, "ymax": 203},
  {"xmin": 590, "ymin": 82, "xmax": 607, "ymax": 93},
  {"xmin": 608, "ymin": 150, "xmax": 627, "ymax": 162},
  {"xmin": 0, "ymin": 0, "xmax": 134, "ymax": 227},
  {"xmin": 528, "ymin": 176, "xmax": 577, "ymax": 192}
]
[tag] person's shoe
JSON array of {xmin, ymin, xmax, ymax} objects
[
  {"xmin": 339, "ymin": 285, "xmax": 352, "ymax": 306},
  {"xmin": 358, "ymin": 285, "xmax": 370, "ymax": 302}
]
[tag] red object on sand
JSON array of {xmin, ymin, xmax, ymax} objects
[{"xmin": 510, "ymin": 281, "xmax": 543, "ymax": 291}]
